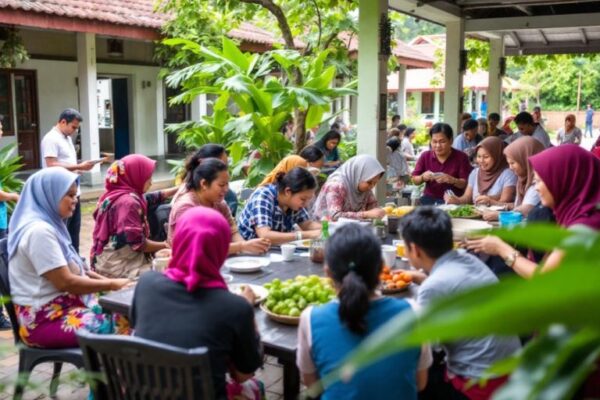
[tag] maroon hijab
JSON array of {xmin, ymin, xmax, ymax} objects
[
  {"xmin": 165, "ymin": 206, "xmax": 230, "ymax": 291},
  {"xmin": 91, "ymin": 155, "xmax": 156, "ymax": 260},
  {"xmin": 529, "ymin": 145, "xmax": 600, "ymax": 229}
]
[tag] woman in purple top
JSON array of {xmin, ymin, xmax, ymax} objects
[{"xmin": 412, "ymin": 123, "xmax": 473, "ymax": 205}]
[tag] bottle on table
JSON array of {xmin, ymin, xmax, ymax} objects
[{"xmin": 309, "ymin": 213, "xmax": 330, "ymax": 263}]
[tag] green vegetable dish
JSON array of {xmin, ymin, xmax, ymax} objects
[{"xmin": 447, "ymin": 205, "xmax": 478, "ymax": 218}]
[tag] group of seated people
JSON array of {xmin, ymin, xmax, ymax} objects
[{"xmin": 4, "ymin": 114, "xmax": 600, "ymax": 399}]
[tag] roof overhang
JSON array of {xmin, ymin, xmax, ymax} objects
[{"xmin": 0, "ymin": 8, "xmax": 160, "ymax": 41}]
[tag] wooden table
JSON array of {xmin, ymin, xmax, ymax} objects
[{"xmin": 99, "ymin": 238, "xmax": 416, "ymax": 400}]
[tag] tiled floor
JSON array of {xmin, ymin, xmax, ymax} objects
[{"xmin": 0, "ymin": 191, "xmax": 285, "ymax": 399}]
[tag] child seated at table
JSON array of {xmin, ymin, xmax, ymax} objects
[{"xmin": 297, "ymin": 223, "xmax": 431, "ymax": 399}]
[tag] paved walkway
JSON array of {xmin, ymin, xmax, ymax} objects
[{"xmin": 0, "ymin": 195, "xmax": 285, "ymax": 400}]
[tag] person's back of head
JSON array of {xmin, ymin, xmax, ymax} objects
[
  {"xmin": 386, "ymin": 137, "xmax": 401, "ymax": 152},
  {"xmin": 275, "ymin": 167, "xmax": 317, "ymax": 194},
  {"xmin": 488, "ymin": 113, "xmax": 501, "ymax": 123},
  {"xmin": 388, "ymin": 128, "xmax": 401, "ymax": 138},
  {"xmin": 514, "ymin": 111, "xmax": 534, "ymax": 126},
  {"xmin": 299, "ymin": 145, "xmax": 324, "ymax": 163},
  {"xmin": 400, "ymin": 207, "xmax": 453, "ymax": 260},
  {"xmin": 325, "ymin": 223, "xmax": 382, "ymax": 335},
  {"xmin": 462, "ymin": 119, "xmax": 478, "ymax": 133},
  {"xmin": 184, "ymin": 144, "xmax": 227, "ymax": 184},
  {"xmin": 186, "ymin": 158, "xmax": 228, "ymax": 192},
  {"xmin": 461, "ymin": 112, "xmax": 472, "ymax": 123}
]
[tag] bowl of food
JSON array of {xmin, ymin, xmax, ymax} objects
[{"xmin": 451, "ymin": 218, "xmax": 493, "ymax": 241}]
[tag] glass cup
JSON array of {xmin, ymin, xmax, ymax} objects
[
  {"xmin": 381, "ymin": 245, "xmax": 396, "ymax": 268},
  {"xmin": 281, "ymin": 244, "xmax": 296, "ymax": 261},
  {"xmin": 393, "ymin": 240, "xmax": 405, "ymax": 258}
]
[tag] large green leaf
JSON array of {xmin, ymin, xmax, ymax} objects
[
  {"xmin": 305, "ymin": 105, "xmax": 325, "ymax": 129},
  {"xmin": 304, "ymin": 65, "xmax": 336, "ymax": 90},
  {"xmin": 222, "ymin": 36, "xmax": 250, "ymax": 72}
]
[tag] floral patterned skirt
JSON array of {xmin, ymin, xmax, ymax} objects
[{"xmin": 14, "ymin": 293, "xmax": 129, "ymax": 349}]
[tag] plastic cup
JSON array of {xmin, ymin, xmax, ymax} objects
[
  {"xmin": 281, "ymin": 244, "xmax": 297, "ymax": 261},
  {"xmin": 393, "ymin": 240, "xmax": 405, "ymax": 257},
  {"xmin": 381, "ymin": 245, "xmax": 397, "ymax": 268},
  {"xmin": 499, "ymin": 211, "xmax": 523, "ymax": 227},
  {"xmin": 152, "ymin": 257, "xmax": 169, "ymax": 272}
]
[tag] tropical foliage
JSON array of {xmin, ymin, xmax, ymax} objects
[
  {"xmin": 0, "ymin": 143, "xmax": 23, "ymax": 213},
  {"xmin": 165, "ymin": 37, "xmax": 355, "ymax": 186},
  {"xmin": 311, "ymin": 223, "xmax": 600, "ymax": 399}
]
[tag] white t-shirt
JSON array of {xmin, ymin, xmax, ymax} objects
[
  {"xmin": 41, "ymin": 127, "xmax": 77, "ymax": 168},
  {"xmin": 518, "ymin": 184, "xmax": 540, "ymax": 207},
  {"xmin": 468, "ymin": 168, "xmax": 517, "ymax": 200},
  {"xmin": 401, "ymin": 138, "xmax": 415, "ymax": 160},
  {"xmin": 9, "ymin": 221, "xmax": 76, "ymax": 308}
]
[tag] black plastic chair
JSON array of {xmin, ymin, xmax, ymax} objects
[
  {"xmin": 0, "ymin": 238, "xmax": 84, "ymax": 399},
  {"xmin": 77, "ymin": 330, "xmax": 215, "ymax": 400}
]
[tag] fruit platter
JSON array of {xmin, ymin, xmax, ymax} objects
[
  {"xmin": 379, "ymin": 266, "xmax": 412, "ymax": 294},
  {"xmin": 261, "ymin": 275, "xmax": 336, "ymax": 325}
]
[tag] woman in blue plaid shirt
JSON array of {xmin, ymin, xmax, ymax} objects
[{"xmin": 238, "ymin": 167, "xmax": 321, "ymax": 245}]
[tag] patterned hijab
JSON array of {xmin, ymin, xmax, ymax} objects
[
  {"xmin": 165, "ymin": 206, "xmax": 231, "ymax": 292},
  {"xmin": 92, "ymin": 155, "xmax": 156, "ymax": 258},
  {"xmin": 529, "ymin": 145, "xmax": 600, "ymax": 229},
  {"xmin": 475, "ymin": 137, "xmax": 508, "ymax": 195},
  {"xmin": 503, "ymin": 136, "xmax": 545, "ymax": 206},
  {"xmin": 260, "ymin": 155, "xmax": 308, "ymax": 186},
  {"xmin": 8, "ymin": 167, "xmax": 79, "ymax": 264},
  {"xmin": 321, "ymin": 154, "xmax": 384, "ymax": 211}
]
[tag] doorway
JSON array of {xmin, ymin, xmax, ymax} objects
[
  {"xmin": 0, "ymin": 69, "xmax": 40, "ymax": 169},
  {"xmin": 97, "ymin": 76, "xmax": 132, "ymax": 159}
]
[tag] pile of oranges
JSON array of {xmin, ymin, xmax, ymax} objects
[{"xmin": 379, "ymin": 266, "xmax": 412, "ymax": 292}]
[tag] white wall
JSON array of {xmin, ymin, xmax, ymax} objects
[{"xmin": 11, "ymin": 59, "xmax": 163, "ymax": 158}]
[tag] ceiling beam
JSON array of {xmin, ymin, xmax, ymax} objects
[
  {"xmin": 457, "ymin": 0, "xmax": 597, "ymax": 5},
  {"xmin": 538, "ymin": 29, "xmax": 548, "ymax": 45},
  {"xmin": 465, "ymin": 12, "xmax": 600, "ymax": 32},
  {"xmin": 505, "ymin": 39, "xmax": 600, "ymax": 55},
  {"xmin": 508, "ymin": 31, "xmax": 521, "ymax": 47},
  {"xmin": 388, "ymin": 0, "xmax": 462, "ymax": 25},
  {"xmin": 515, "ymin": 5, "xmax": 532, "ymax": 15},
  {"xmin": 580, "ymin": 28, "xmax": 589, "ymax": 44}
]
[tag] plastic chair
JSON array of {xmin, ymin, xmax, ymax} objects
[
  {"xmin": 77, "ymin": 330, "xmax": 215, "ymax": 400},
  {"xmin": 0, "ymin": 238, "xmax": 84, "ymax": 399}
]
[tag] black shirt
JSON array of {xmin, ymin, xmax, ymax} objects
[{"xmin": 131, "ymin": 271, "xmax": 262, "ymax": 399}]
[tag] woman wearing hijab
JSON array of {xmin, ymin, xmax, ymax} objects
[
  {"xmin": 314, "ymin": 130, "xmax": 342, "ymax": 168},
  {"xmin": 8, "ymin": 168, "xmax": 131, "ymax": 348},
  {"xmin": 91, "ymin": 155, "xmax": 169, "ymax": 279},
  {"xmin": 482, "ymin": 136, "xmax": 545, "ymax": 221},
  {"xmin": 445, "ymin": 136, "xmax": 516, "ymax": 207},
  {"xmin": 260, "ymin": 155, "xmax": 308, "ymax": 186},
  {"xmin": 313, "ymin": 155, "xmax": 386, "ymax": 221},
  {"xmin": 467, "ymin": 145, "xmax": 600, "ymax": 278},
  {"xmin": 132, "ymin": 207, "xmax": 264, "ymax": 400}
]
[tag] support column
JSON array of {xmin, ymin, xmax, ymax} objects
[
  {"xmin": 488, "ymin": 36, "xmax": 504, "ymax": 116},
  {"xmin": 396, "ymin": 64, "xmax": 407, "ymax": 120},
  {"xmin": 434, "ymin": 91, "xmax": 441, "ymax": 121},
  {"xmin": 357, "ymin": 0, "xmax": 388, "ymax": 202},
  {"xmin": 191, "ymin": 94, "xmax": 208, "ymax": 121},
  {"xmin": 342, "ymin": 94, "xmax": 351, "ymax": 127},
  {"xmin": 76, "ymin": 32, "xmax": 102, "ymax": 185},
  {"xmin": 155, "ymin": 78, "xmax": 165, "ymax": 158},
  {"xmin": 443, "ymin": 20, "xmax": 465, "ymax": 135}
]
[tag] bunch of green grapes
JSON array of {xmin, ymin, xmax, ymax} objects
[{"xmin": 263, "ymin": 275, "xmax": 336, "ymax": 317}]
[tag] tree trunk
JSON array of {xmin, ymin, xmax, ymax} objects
[{"xmin": 294, "ymin": 109, "xmax": 307, "ymax": 152}]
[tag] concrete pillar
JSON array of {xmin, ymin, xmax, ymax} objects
[
  {"xmin": 434, "ymin": 91, "xmax": 441, "ymax": 121},
  {"xmin": 343, "ymin": 94, "xmax": 351, "ymax": 127},
  {"xmin": 76, "ymin": 32, "xmax": 102, "ymax": 185},
  {"xmin": 396, "ymin": 64, "xmax": 407, "ymax": 120},
  {"xmin": 488, "ymin": 36, "xmax": 504, "ymax": 115},
  {"xmin": 357, "ymin": 0, "xmax": 388, "ymax": 201},
  {"xmin": 443, "ymin": 20, "xmax": 465, "ymax": 135},
  {"xmin": 475, "ymin": 90, "xmax": 482, "ymax": 118},
  {"xmin": 155, "ymin": 79, "xmax": 165, "ymax": 158},
  {"xmin": 191, "ymin": 94, "xmax": 208, "ymax": 121},
  {"xmin": 414, "ymin": 92, "xmax": 422, "ymax": 115}
]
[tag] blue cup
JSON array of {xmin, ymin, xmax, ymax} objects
[{"xmin": 498, "ymin": 211, "xmax": 523, "ymax": 227}]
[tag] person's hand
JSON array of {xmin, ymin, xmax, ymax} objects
[
  {"xmin": 434, "ymin": 173, "xmax": 454, "ymax": 184},
  {"xmin": 422, "ymin": 171, "xmax": 434, "ymax": 182},
  {"xmin": 363, "ymin": 208, "xmax": 386, "ymax": 220},
  {"xmin": 78, "ymin": 160, "xmax": 96, "ymax": 171},
  {"xmin": 241, "ymin": 238, "xmax": 270, "ymax": 254},
  {"xmin": 444, "ymin": 192, "xmax": 458, "ymax": 204},
  {"xmin": 475, "ymin": 195, "xmax": 493, "ymax": 206},
  {"xmin": 303, "ymin": 230, "xmax": 322, "ymax": 240},
  {"xmin": 110, "ymin": 278, "xmax": 135, "ymax": 291},
  {"xmin": 464, "ymin": 235, "xmax": 511, "ymax": 256},
  {"xmin": 241, "ymin": 285, "xmax": 256, "ymax": 305},
  {"xmin": 482, "ymin": 211, "xmax": 499, "ymax": 221},
  {"xmin": 8, "ymin": 193, "xmax": 19, "ymax": 202}
]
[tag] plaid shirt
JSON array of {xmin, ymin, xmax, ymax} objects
[{"xmin": 238, "ymin": 184, "xmax": 310, "ymax": 240}]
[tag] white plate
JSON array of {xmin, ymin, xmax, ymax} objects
[
  {"xmin": 290, "ymin": 239, "xmax": 312, "ymax": 249},
  {"xmin": 451, "ymin": 218, "xmax": 493, "ymax": 241},
  {"xmin": 224, "ymin": 256, "xmax": 270, "ymax": 273},
  {"xmin": 228, "ymin": 283, "xmax": 268, "ymax": 305}
]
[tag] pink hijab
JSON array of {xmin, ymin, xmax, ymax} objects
[
  {"xmin": 92, "ymin": 155, "xmax": 156, "ymax": 260},
  {"xmin": 529, "ymin": 145, "xmax": 600, "ymax": 229},
  {"xmin": 165, "ymin": 206, "xmax": 230, "ymax": 291}
]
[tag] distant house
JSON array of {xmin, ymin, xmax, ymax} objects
[{"xmin": 0, "ymin": 0, "xmax": 291, "ymax": 183}]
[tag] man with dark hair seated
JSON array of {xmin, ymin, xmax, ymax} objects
[
  {"xmin": 400, "ymin": 207, "xmax": 521, "ymax": 400},
  {"xmin": 508, "ymin": 111, "xmax": 552, "ymax": 148}
]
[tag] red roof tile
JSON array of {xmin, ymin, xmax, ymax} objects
[{"xmin": 228, "ymin": 22, "xmax": 304, "ymax": 48}]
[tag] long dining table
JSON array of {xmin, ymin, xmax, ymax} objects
[{"xmin": 99, "ymin": 237, "xmax": 417, "ymax": 400}]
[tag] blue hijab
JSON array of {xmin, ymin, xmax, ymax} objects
[{"xmin": 8, "ymin": 167, "xmax": 79, "ymax": 263}]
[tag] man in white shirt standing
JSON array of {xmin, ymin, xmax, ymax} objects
[{"xmin": 41, "ymin": 108, "xmax": 96, "ymax": 253}]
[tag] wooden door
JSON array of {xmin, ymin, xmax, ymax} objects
[{"xmin": 13, "ymin": 71, "xmax": 39, "ymax": 169}]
